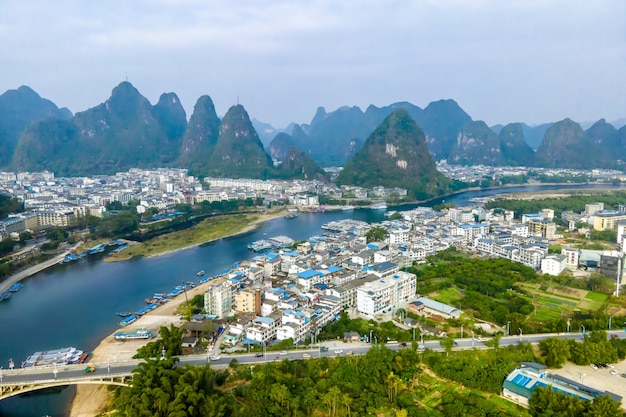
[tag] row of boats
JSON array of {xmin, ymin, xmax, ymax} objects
[
  {"xmin": 58, "ymin": 240, "xmax": 130, "ymax": 264},
  {"xmin": 0, "ymin": 282, "xmax": 24, "ymax": 302},
  {"xmin": 23, "ymin": 346, "xmax": 87, "ymax": 368}
]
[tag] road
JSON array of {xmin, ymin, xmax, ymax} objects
[{"xmin": 2, "ymin": 330, "xmax": 624, "ymax": 387}]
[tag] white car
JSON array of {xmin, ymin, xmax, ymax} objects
[
  {"xmin": 611, "ymin": 369, "xmax": 619, "ymax": 375},
  {"xmin": 210, "ymin": 356, "xmax": 221, "ymax": 361},
  {"xmin": 334, "ymin": 349, "xmax": 343, "ymax": 354},
  {"xmin": 279, "ymin": 350, "xmax": 288, "ymax": 355},
  {"xmin": 302, "ymin": 353, "xmax": 311, "ymax": 359}
]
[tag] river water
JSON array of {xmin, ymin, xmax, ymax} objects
[{"xmin": 0, "ymin": 183, "xmax": 623, "ymax": 416}]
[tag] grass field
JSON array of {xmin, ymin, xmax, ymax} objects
[
  {"xmin": 106, "ymin": 212, "xmax": 272, "ymax": 261},
  {"xmin": 434, "ymin": 288, "xmax": 463, "ymax": 305}
]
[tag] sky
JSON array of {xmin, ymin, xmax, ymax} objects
[{"xmin": 1, "ymin": 0, "xmax": 625, "ymax": 129}]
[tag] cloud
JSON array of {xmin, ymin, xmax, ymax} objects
[{"xmin": 0, "ymin": 0, "xmax": 624, "ymax": 127}]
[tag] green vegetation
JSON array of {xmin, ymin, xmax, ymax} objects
[
  {"xmin": 366, "ymin": 226, "xmax": 388, "ymax": 243},
  {"xmin": 484, "ymin": 190, "xmax": 626, "ymax": 219},
  {"xmin": 530, "ymin": 386, "xmax": 623, "ymax": 417},
  {"xmin": 0, "ymin": 194, "xmax": 23, "ymax": 219},
  {"xmin": 110, "ymin": 336, "xmax": 532, "ymax": 417},
  {"xmin": 107, "ymin": 212, "xmax": 268, "ymax": 261}
]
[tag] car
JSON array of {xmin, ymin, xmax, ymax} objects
[
  {"xmin": 84, "ymin": 365, "xmax": 96, "ymax": 373},
  {"xmin": 621, "ymin": 373, "xmax": 626, "ymax": 378},
  {"xmin": 320, "ymin": 347, "xmax": 329, "ymax": 352},
  {"xmin": 255, "ymin": 353, "xmax": 264, "ymax": 358},
  {"xmin": 279, "ymin": 350, "xmax": 288, "ymax": 355},
  {"xmin": 346, "ymin": 351, "xmax": 353, "ymax": 356},
  {"xmin": 334, "ymin": 349, "xmax": 344, "ymax": 354},
  {"xmin": 611, "ymin": 369, "xmax": 619, "ymax": 375},
  {"xmin": 302, "ymin": 353, "xmax": 311, "ymax": 359},
  {"xmin": 477, "ymin": 336, "xmax": 483, "ymax": 342},
  {"xmin": 400, "ymin": 342, "xmax": 407, "ymax": 347},
  {"xmin": 418, "ymin": 343, "xmax": 425, "ymax": 349},
  {"xmin": 612, "ymin": 334, "xmax": 619, "ymax": 339},
  {"xmin": 454, "ymin": 342, "xmax": 458, "ymax": 346},
  {"xmin": 210, "ymin": 356, "xmax": 221, "ymax": 361},
  {"xmin": 608, "ymin": 363, "xmax": 615, "ymax": 368},
  {"xmin": 590, "ymin": 364, "xmax": 598, "ymax": 370}
]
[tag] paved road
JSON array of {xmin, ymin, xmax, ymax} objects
[{"xmin": 3, "ymin": 330, "xmax": 625, "ymax": 387}]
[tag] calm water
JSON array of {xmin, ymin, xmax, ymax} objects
[{"xmin": 0, "ymin": 183, "xmax": 624, "ymax": 416}]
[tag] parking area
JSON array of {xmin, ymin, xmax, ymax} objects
[{"xmin": 555, "ymin": 360, "xmax": 626, "ymax": 409}]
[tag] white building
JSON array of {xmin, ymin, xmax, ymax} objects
[
  {"xmin": 541, "ymin": 254, "xmax": 567, "ymax": 276},
  {"xmin": 204, "ymin": 282, "xmax": 233, "ymax": 319},
  {"xmin": 356, "ymin": 271, "xmax": 416, "ymax": 316}
]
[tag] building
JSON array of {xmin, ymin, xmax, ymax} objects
[
  {"xmin": 204, "ymin": 282, "xmax": 233, "ymax": 319},
  {"xmin": 561, "ymin": 247, "xmax": 581, "ymax": 268},
  {"xmin": 356, "ymin": 271, "xmax": 416, "ymax": 316},
  {"xmin": 527, "ymin": 220, "xmax": 556, "ymax": 239},
  {"xmin": 502, "ymin": 362, "xmax": 621, "ymax": 408},
  {"xmin": 234, "ymin": 288, "xmax": 261, "ymax": 315},
  {"xmin": 600, "ymin": 250, "xmax": 623, "ymax": 280},
  {"xmin": 408, "ymin": 296, "xmax": 462, "ymax": 320},
  {"xmin": 540, "ymin": 254, "xmax": 566, "ymax": 276},
  {"xmin": 593, "ymin": 210, "xmax": 626, "ymax": 231}
]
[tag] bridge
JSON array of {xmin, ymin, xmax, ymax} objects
[
  {"xmin": 0, "ymin": 361, "xmax": 137, "ymax": 400},
  {"xmin": 1, "ymin": 330, "xmax": 624, "ymax": 400}
]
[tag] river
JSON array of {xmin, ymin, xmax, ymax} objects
[{"xmin": 0, "ymin": 183, "xmax": 624, "ymax": 416}]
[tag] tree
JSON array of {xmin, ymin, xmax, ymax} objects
[
  {"xmin": 366, "ymin": 226, "xmax": 388, "ymax": 243},
  {"xmin": 539, "ymin": 337, "xmax": 571, "ymax": 368},
  {"xmin": 439, "ymin": 336, "xmax": 455, "ymax": 357}
]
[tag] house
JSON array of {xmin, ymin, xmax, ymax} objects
[
  {"xmin": 181, "ymin": 336, "xmax": 198, "ymax": 348},
  {"xmin": 409, "ymin": 297, "xmax": 462, "ymax": 320},
  {"xmin": 343, "ymin": 331, "xmax": 361, "ymax": 343}
]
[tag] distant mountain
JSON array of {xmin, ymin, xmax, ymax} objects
[
  {"xmin": 448, "ymin": 120, "xmax": 503, "ymax": 165},
  {"xmin": 335, "ymin": 109, "xmax": 453, "ymax": 200},
  {"xmin": 521, "ymin": 123, "xmax": 552, "ymax": 151},
  {"xmin": 498, "ymin": 123, "xmax": 535, "ymax": 166},
  {"xmin": 207, "ymin": 105, "xmax": 273, "ymax": 178},
  {"xmin": 12, "ymin": 82, "xmax": 184, "ymax": 175},
  {"xmin": 274, "ymin": 147, "xmax": 330, "ymax": 182},
  {"xmin": 268, "ymin": 132, "xmax": 297, "ymax": 162},
  {"xmin": 252, "ymin": 118, "xmax": 284, "ymax": 148},
  {"xmin": 0, "ymin": 86, "xmax": 71, "ymax": 167},
  {"xmin": 534, "ymin": 118, "xmax": 608, "ymax": 169},
  {"xmin": 177, "ymin": 95, "xmax": 221, "ymax": 177}
]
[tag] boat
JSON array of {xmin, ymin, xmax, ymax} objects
[
  {"xmin": 0, "ymin": 291, "xmax": 11, "ymax": 301},
  {"xmin": 114, "ymin": 328, "xmax": 155, "ymax": 341},
  {"xmin": 115, "ymin": 311, "xmax": 133, "ymax": 318},
  {"xmin": 248, "ymin": 239, "xmax": 273, "ymax": 252},
  {"xmin": 341, "ymin": 205, "xmax": 355, "ymax": 211},
  {"xmin": 23, "ymin": 347, "xmax": 84, "ymax": 367},
  {"xmin": 284, "ymin": 213, "xmax": 298, "ymax": 219},
  {"xmin": 119, "ymin": 315, "xmax": 137, "ymax": 327},
  {"xmin": 371, "ymin": 203, "xmax": 388, "ymax": 210},
  {"xmin": 197, "ymin": 270, "xmax": 205, "ymax": 276},
  {"xmin": 9, "ymin": 283, "xmax": 24, "ymax": 292}
]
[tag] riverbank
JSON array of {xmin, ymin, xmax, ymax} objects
[
  {"xmin": 69, "ymin": 271, "xmax": 217, "ymax": 416},
  {"xmin": 105, "ymin": 210, "xmax": 285, "ymax": 262}
]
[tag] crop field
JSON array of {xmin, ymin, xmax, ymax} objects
[
  {"xmin": 433, "ymin": 288, "xmax": 463, "ymax": 305},
  {"xmin": 520, "ymin": 284, "xmax": 611, "ymax": 322}
]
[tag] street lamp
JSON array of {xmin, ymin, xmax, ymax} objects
[
  {"xmin": 507, "ymin": 321, "xmax": 511, "ymax": 336},
  {"xmin": 461, "ymin": 324, "xmax": 464, "ymax": 338},
  {"xmin": 580, "ymin": 325, "xmax": 585, "ymax": 336},
  {"xmin": 471, "ymin": 330, "xmax": 475, "ymax": 347},
  {"xmin": 518, "ymin": 328, "xmax": 523, "ymax": 341},
  {"xmin": 609, "ymin": 316, "xmax": 612, "ymax": 330}
]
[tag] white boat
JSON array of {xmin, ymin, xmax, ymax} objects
[
  {"xmin": 24, "ymin": 347, "xmax": 84, "ymax": 367},
  {"xmin": 197, "ymin": 270, "xmax": 205, "ymax": 276},
  {"xmin": 341, "ymin": 205, "xmax": 355, "ymax": 211},
  {"xmin": 371, "ymin": 204, "xmax": 387, "ymax": 210},
  {"xmin": 114, "ymin": 328, "xmax": 155, "ymax": 340}
]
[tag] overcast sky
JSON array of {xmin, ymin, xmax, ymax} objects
[{"xmin": 1, "ymin": 0, "xmax": 624, "ymax": 128}]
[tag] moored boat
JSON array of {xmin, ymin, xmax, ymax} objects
[
  {"xmin": 23, "ymin": 347, "xmax": 84, "ymax": 367},
  {"xmin": 114, "ymin": 328, "xmax": 155, "ymax": 341}
]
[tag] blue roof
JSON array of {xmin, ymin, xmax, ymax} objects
[
  {"xmin": 297, "ymin": 270, "xmax": 322, "ymax": 279},
  {"xmin": 327, "ymin": 265, "xmax": 342, "ymax": 273},
  {"xmin": 313, "ymin": 283, "xmax": 329, "ymax": 290},
  {"xmin": 265, "ymin": 252, "xmax": 279, "ymax": 261},
  {"xmin": 254, "ymin": 316, "xmax": 275, "ymax": 325}
]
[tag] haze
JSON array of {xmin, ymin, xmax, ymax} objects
[{"xmin": 0, "ymin": 0, "xmax": 624, "ymax": 128}]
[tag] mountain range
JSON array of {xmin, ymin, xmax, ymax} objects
[{"xmin": 1, "ymin": 82, "xmax": 625, "ymax": 196}]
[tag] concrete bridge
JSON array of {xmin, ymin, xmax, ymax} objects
[{"xmin": 0, "ymin": 360, "xmax": 137, "ymax": 401}]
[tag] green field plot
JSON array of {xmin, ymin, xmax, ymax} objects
[
  {"xmin": 434, "ymin": 288, "xmax": 463, "ymax": 305},
  {"xmin": 585, "ymin": 291, "xmax": 608, "ymax": 302}
]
